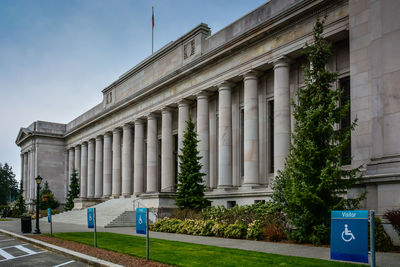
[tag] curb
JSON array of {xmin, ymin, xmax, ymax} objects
[{"xmin": 0, "ymin": 229, "xmax": 123, "ymax": 267}]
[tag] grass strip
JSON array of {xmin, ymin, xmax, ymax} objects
[{"xmin": 48, "ymin": 232, "xmax": 361, "ymax": 267}]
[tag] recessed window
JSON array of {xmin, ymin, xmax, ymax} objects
[
  {"xmin": 227, "ymin": 201, "xmax": 236, "ymax": 208},
  {"xmin": 340, "ymin": 77, "xmax": 351, "ymax": 165},
  {"xmin": 268, "ymin": 100, "xmax": 274, "ymax": 173}
]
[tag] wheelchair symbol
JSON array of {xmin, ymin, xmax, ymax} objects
[
  {"xmin": 138, "ymin": 215, "xmax": 143, "ymax": 224},
  {"xmin": 341, "ymin": 224, "xmax": 356, "ymax": 242}
]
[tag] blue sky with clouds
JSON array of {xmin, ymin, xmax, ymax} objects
[{"xmin": 0, "ymin": 0, "xmax": 266, "ymax": 181}]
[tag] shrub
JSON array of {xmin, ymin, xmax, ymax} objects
[
  {"xmin": 224, "ymin": 221, "xmax": 247, "ymax": 239},
  {"xmin": 177, "ymin": 219, "xmax": 196, "ymax": 235},
  {"xmin": 246, "ymin": 220, "xmax": 264, "ymax": 240},
  {"xmin": 384, "ymin": 209, "xmax": 400, "ymax": 238},
  {"xmin": 211, "ymin": 222, "xmax": 227, "ymax": 237},
  {"xmin": 200, "ymin": 220, "xmax": 216, "ymax": 236},
  {"xmin": 172, "ymin": 208, "xmax": 201, "ymax": 220},
  {"xmin": 372, "ymin": 217, "xmax": 393, "ymax": 252},
  {"xmin": 263, "ymin": 220, "xmax": 287, "ymax": 242},
  {"xmin": 150, "ymin": 217, "xmax": 183, "ymax": 233}
]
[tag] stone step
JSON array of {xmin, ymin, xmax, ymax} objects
[
  {"xmin": 104, "ymin": 211, "xmax": 136, "ymax": 228},
  {"xmin": 44, "ymin": 198, "xmax": 134, "ymax": 227}
]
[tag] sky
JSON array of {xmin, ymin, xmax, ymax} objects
[{"xmin": 0, "ymin": 0, "xmax": 267, "ymax": 182}]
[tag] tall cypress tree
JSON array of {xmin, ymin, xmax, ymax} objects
[
  {"xmin": 65, "ymin": 169, "xmax": 80, "ymax": 211},
  {"xmin": 272, "ymin": 18, "xmax": 363, "ymax": 244},
  {"xmin": 176, "ymin": 118, "xmax": 210, "ymax": 211}
]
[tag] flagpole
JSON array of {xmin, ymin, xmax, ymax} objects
[{"xmin": 152, "ymin": 6, "xmax": 154, "ymax": 54}]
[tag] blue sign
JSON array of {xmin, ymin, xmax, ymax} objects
[
  {"xmin": 47, "ymin": 208, "xmax": 51, "ymax": 223},
  {"xmin": 136, "ymin": 208, "xmax": 147, "ymax": 235},
  {"xmin": 87, "ymin": 208, "xmax": 95, "ymax": 229},
  {"xmin": 331, "ymin": 210, "xmax": 368, "ymax": 263}
]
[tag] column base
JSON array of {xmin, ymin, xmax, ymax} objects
[
  {"xmin": 161, "ymin": 186, "xmax": 175, "ymax": 192},
  {"xmin": 111, "ymin": 194, "xmax": 121, "ymax": 198},
  {"xmin": 122, "ymin": 193, "xmax": 131, "ymax": 198},
  {"xmin": 73, "ymin": 197, "xmax": 105, "ymax": 210}
]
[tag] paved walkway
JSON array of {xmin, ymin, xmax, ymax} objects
[{"xmin": 1, "ymin": 218, "xmax": 400, "ymax": 266}]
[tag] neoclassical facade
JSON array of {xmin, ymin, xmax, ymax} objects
[{"xmin": 16, "ymin": 0, "xmax": 400, "ymax": 219}]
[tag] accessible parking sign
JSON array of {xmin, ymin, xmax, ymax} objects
[{"xmin": 331, "ymin": 210, "xmax": 368, "ymax": 263}]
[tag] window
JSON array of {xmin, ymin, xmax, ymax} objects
[
  {"xmin": 340, "ymin": 77, "xmax": 351, "ymax": 164},
  {"xmin": 254, "ymin": 200, "xmax": 265, "ymax": 204},
  {"xmin": 227, "ymin": 201, "xmax": 236, "ymax": 208},
  {"xmin": 268, "ymin": 100, "xmax": 274, "ymax": 173},
  {"xmin": 174, "ymin": 134, "xmax": 178, "ymax": 185}
]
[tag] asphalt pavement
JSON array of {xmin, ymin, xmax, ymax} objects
[{"xmin": 0, "ymin": 233, "xmax": 86, "ymax": 267}]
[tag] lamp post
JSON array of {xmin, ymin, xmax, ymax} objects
[{"xmin": 33, "ymin": 175, "xmax": 43, "ymax": 234}]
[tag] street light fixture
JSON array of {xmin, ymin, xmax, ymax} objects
[{"xmin": 33, "ymin": 175, "xmax": 43, "ymax": 234}]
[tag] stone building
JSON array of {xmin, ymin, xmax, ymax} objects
[{"xmin": 15, "ymin": 0, "xmax": 400, "ymax": 222}]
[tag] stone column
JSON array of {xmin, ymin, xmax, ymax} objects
[
  {"xmin": 161, "ymin": 108, "xmax": 174, "ymax": 191},
  {"xmin": 68, "ymin": 148, "xmax": 75, "ymax": 185},
  {"xmin": 218, "ymin": 81, "xmax": 233, "ymax": 188},
  {"xmin": 122, "ymin": 124, "xmax": 133, "ymax": 197},
  {"xmin": 243, "ymin": 70, "xmax": 260, "ymax": 186},
  {"xmin": 29, "ymin": 150, "xmax": 35, "ymax": 201},
  {"xmin": 87, "ymin": 139, "xmax": 95, "ymax": 198},
  {"xmin": 178, "ymin": 100, "xmax": 190, "ymax": 172},
  {"xmin": 80, "ymin": 142, "xmax": 88, "ymax": 198},
  {"xmin": 273, "ymin": 57, "xmax": 291, "ymax": 175},
  {"xmin": 20, "ymin": 154, "xmax": 24, "ymax": 199},
  {"xmin": 95, "ymin": 136, "xmax": 103, "ymax": 198},
  {"xmin": 134, "ymin": 119, "xmax": 144, "ymax": 195},
  {"xmin": 74, "ymin": 145, "xmax": 81, "ymax": 183},
  {"xmin": 146, "ymin": 114, "xmax": 158, "ymax": 192},
  {"xmin": 103, "ymin": 132, "xmax": 112, "ymax": 198},
  {"xmin": 112, "ymin": 128, "xmax": 122, "ymax": 197},
  {"xmin": 197, "ymin": 92, "xmax": 210, "ymax": 187},
  {"xmin": 23, "ymin": 153, "xmax": 28, "ymax": 200}
]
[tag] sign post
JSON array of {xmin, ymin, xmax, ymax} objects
[
  {"xmin": 87, "ymin": 208, "xmax": 97, "ymax": 248},
  {"xmin": 370, "ymin": 210, "xmax": 376, "ymax": 267},
  {"xmin": 47, "ymin": 208, "xmax": 52, "ymax": 236},
  {"xmin": 136, "ymin": 208, "xmax": 149, "ymax": 260},
  {"xmin": 331, "ymin": 210, "xmax": 369, "ymax": 264}
]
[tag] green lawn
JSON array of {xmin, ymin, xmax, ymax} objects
[
  {"xmin": 49, "ymin": 232, "xmax": 360, "ymax": 267},
  {"xmin": 0, "ymin": 218, "xmax": 12, "ymax": 221}
]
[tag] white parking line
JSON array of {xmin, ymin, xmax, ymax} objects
[
  {"xmin": 0, "ymin": 243, "xmax": 27, "ymax": 249},
  {"xmin": 0, "ymin": 248, "xmax": 14, "ymax": 260},
  {"xmin": 53, "ymin": 260, "xmax": 75, "ymax": 267},
  {"xmin": 15, "ymin": 245, "xmax": 37, "ymax": 254},
  {"xmin": 0, "ymin": 239, "xmax": 13, "ymax": 242},
  {"xmin": 0, "ymin": 251, "xmax": 47, "ymax": 262}
]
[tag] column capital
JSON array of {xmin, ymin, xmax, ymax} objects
[
  {"xmin": 196, "ymin": 91, "xmax": 212, "ymax": 100},
  {"xmin": 146, "ymin": 112, "xmax": 160, "ymax": 120},
  {"xmin": 75, "ymin": 144, "xmax": 81, "ymax": 150},
  {"xmin": 88, "ymin": 138, "xmax": 95, "ymax": 144},
  {"xmin": 178, "ymin": 99, "xmax": 191, "ymax": 107},
  {"xmin": 113, "ymin": 127, "xmax": 122, "ymax": 133},
  {"xmin": 217, "ymin": 81, "xmax": 235, "ymax": 91},
  {"xmin": 273, "ymin": 56, "xmax": 291, "ymax": 69},
  {"xmin": 162, "ymin": 106, "xmax": 174, "ymax": 113},
  {"xmin": 81, "ymin": 141, "xmax": 88, "ymax": 147},
  {"xmin": 96, "ymin": 135, "xmax": 103, "ymax": 141},
  {"xmin": 122, "ymin": 123, "xmax": 133, "ymax": 130},
  {"xmin": 134, "ymin": 118, "xmax": 144, "ymax": 125},
  {"xmin": 242, "ymin": 69, "xmax": 262, "ymax": 81},
  {"xmin": 104, "ymin": 131, "xmax": 113, "ymax": 138}
]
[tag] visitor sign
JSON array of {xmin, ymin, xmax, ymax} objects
[
  {"xmin": 47, "ymin": 208, "xmax": 51, "ymax": 223},
  {"xmin": 136, "ymin": 208, "xmax": 150, "ymax": 260},
  {"xmin": 331, "ymin": 210, "xmax": 368, "ymax": 263},
  {"xmin": 87, "ymin": 208, "xmax": 95, "ymax": 229},
  {"xmin": 136, "ymin": 208, "xmax": 147, "ymax": 235}
]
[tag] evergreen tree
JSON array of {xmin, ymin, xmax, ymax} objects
[
  {"xmin": 176, "ymin": 118, "xmax": 211, "ymax": 211},
  {"xmin": 0, "ymin": 163, "xmax": 18, "ymax": 204},
  {"xmin": 272, "ymin": 18, "xmax": 363, "ymax": 244},
  {"xmin": 65, "ymin": 169, "xmax": 80, "ymax": 211},
  {"xmin": 14, "ymin": 180, "xmax": 26, "ymax": 217},
  {"xmin": 39, "ymin": 181, "xmax": 59, "ymax": 210}
]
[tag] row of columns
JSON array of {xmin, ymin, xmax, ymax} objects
[
  {"xmin": 20, "ymin": 150, "xmax": 35, "ymax": 202},
  {"xmin": 63, "ymin": 57, "xmax": 291, "ymax": 199}
]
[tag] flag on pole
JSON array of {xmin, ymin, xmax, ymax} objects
[
  {"xmin": 152, "ymin": 6, "xmax": 154, "ymax": 54},
  {"xmin": 152, "ymin": 6, "xmax": 154, "ymax": 29}
]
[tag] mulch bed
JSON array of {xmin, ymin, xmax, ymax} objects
[{"xmin": 30, "ymin": 235, "xmax": 170, "ymax": 267}]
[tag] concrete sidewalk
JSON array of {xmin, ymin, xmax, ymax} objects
[{"xmin": 1, "ymin": 218, "xmax": 399, "ymax": 266}]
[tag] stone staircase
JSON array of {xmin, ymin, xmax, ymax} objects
[
  {"xmin": 43, "ymin": 198, "xmax": 135, "ymax": 227},
  {"xmin": 105, "ymin": 210, "xmax": 136, "ymax": 228}
]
